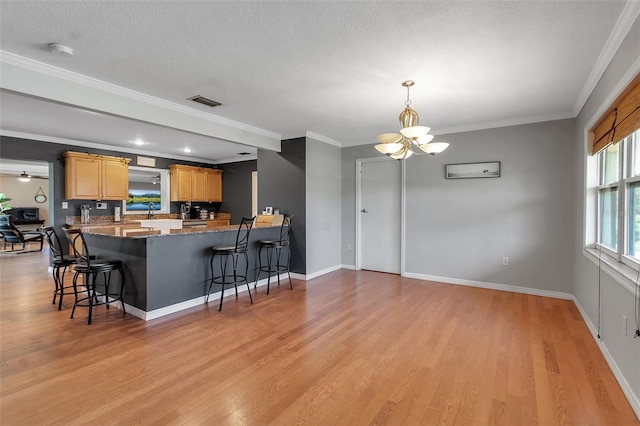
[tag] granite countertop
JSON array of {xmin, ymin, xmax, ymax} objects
[
  {"xmin": 80, "ymin": 223, "xmax": 278, "ymax": 239},
  {"xmin": 66, "ymin": 212, "xmax": 231, "ymax": 226}
]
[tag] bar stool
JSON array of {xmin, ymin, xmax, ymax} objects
[
  {"xmin": 255, "ymin": 214, "xmax": 294, "ymax": 294},
  {"xmin": 43, "ymin": 226, "xmax": 78, "ymax": 310},
  {"xmin": 63, "ymin": 228, "xmax": 126, "ymax": 325},
  {"xmin": 206, "ymin": 216, "xmax": 255, "ymax": 311}
]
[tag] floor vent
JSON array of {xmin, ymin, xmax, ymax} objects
[{"xmin": 188, "ymin": 95, "xmax": 222, "ymax": 108}]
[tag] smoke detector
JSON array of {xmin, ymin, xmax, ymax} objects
[{"xmin": 48, "ymin": 43, "xmax": 73, "ymax": 56}]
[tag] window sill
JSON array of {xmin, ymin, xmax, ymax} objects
[{"xmin": 583, "ymin": 248, "xmax": 638, "ymax": 295}]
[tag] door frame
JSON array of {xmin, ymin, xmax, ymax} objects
[{"xmin": 355, "ymin": 157, "xmax": 406, "ymax": 275}]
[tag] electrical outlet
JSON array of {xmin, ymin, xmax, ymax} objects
[
  {"xmin": 62, "ymin": 202, "xmax": 68, "ymax": 209},
  {"xmin": 502, "ymin": 257, "xmax": 509, "ymax": 266},
  {"xmin": 96, "ymin": 202, "xmax": 107, "ymax": 210},
  {"xmin": 347, "ymin": 243, "xmax": 352, "ymax": 250},
  {"xmin": 622, "ymin": 315, "xmax": 627, "ymax": 336}
]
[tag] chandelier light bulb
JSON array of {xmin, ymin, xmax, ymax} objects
[{"xmin": 375, "ymin": 80, "xmax": 449, "ymax": 160}]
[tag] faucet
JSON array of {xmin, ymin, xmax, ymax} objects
[{"xmin": 147, "ymin": 202, "xmax": 156, "ymax": 219}]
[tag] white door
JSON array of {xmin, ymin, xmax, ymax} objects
[{"xmin": 359, "ymin": 159, "xmax": 401, "ymax": 273}]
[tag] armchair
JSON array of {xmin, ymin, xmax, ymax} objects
[{"xmin": 0, "ymin": 215, "xmax": 44, "ymax": 251}]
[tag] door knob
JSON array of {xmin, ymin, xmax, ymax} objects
[{"xmin": 361, "ymin": 209, "xmax": 368, "ymax": 213}]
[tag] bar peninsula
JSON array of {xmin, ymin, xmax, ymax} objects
[{"xmin": 76, "ymin": 222, "xmax": 282, "ymax": 320}]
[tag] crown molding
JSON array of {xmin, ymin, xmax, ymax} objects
[
  {"xmin": 431, "ymin": 110, "xmax": 575, "ymax": 138},
  {"xmin": 573, "ymin": 1, "xmax": 640, "ymax": 116},
  {"xmin": 0, "ymin": 51, "xmax": 281, "ymax": 141},
  {"xmin": 584, "ymin": 57, "xmax": 640, "ymax": 131},
  {"xmin": 305, "ymin": 131, "xmax": 344, "ymax": 147}
]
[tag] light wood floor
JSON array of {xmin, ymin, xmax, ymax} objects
[{"xmin": 0, "ymin": 248, "xmax": 637, "ymax": 425}]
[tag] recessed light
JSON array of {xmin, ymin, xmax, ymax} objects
[
  {"xmin": 48, "ymin": 43, "xmax": 73, "ymax": 56},
  {"xmin": 131, "ymin": 138, "xmax": 146, "ymax": 146},
  {"xmin": 183, "ymin": 148, "xmax": 192, "ymax": 153}
]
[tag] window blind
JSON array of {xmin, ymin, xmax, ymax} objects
[{"xmin": 590, "ymin": 73, "xmax": 640, "ymax": 155}]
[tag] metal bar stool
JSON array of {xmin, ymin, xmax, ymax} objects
[
  {"xmin": 63, "ymin": 228, "xmax": 126, "ymax": 325},
  {"xmin": 43, "ymin": 226, "xmax": 79, "ymax": 310},
  {"xmin": 206, "ymin": 216, "xmax": 255, "ymax": 311},
  {"xmin": 255, "ymin": 214, "xmax": 294, "ymax": 294}
]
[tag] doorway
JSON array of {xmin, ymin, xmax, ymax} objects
[
  {"xmin": 0, "ymin": 159, "xmax": 51, "ymax": 230},
  {"xmin": 356, "ymin": 158, "xmax": 402, "ymax": 274}
]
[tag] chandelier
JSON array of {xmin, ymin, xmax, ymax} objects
[{"xmin": 375, "ymin": 80, "xmax": 449, "ymax": 160}]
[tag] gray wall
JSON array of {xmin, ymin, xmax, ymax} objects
[
  {"xmin": 341, "ymin": 120, "xmax": 576, "ymax": 294},
  {"xmin": 220, "ymin": 159, "xmax": 256, "ymax": 224},
  {"xmin": 573, "ymin": 15, "xmax": 640, "ymax": 409},
  {"xmin": 405, "ymin": 120, "xmax": 575, "ymax": 292},
  {"xmin": 257, "ymin": 138, "xmax": 306, "ymax": 273},
  {"xmin": 305, "ymin": 137, "xmax": 341, "ymax": 275}
]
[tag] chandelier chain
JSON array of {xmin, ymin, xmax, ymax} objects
[{"xmin": 405, "ymin": 85, "xmax": 411, "ymax": 106}]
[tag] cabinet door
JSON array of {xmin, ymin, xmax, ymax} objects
[
  {"xmin": 191, "ymin": 169, "xmax": 207, "ymax": 201},
  {"xmin": 205, "ymin": 170, "xmax": 222, "ymax": 202},
  {"xmin": 206, "ymin": 219, "xmax": 230, "ymax": 227},
  {"xmin": 101, "ymin": 159, "xmax": 129, "ymax": 200},
  {"xmin": 170, "ymin": 166, "xmax": 192, "ymax": 201},
  {"xmin": 65, "ymin": 156, "xmax": 101, "ymax": 199}
]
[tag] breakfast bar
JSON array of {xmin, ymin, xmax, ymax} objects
[{"xmin": 79, "ymin": 222, "xmax": 283, "ymax": 320}]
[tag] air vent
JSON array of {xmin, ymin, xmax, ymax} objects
[
  {"xmin": 188, "ymin": 95, "xmax": 222, "ymax": 108},
  {"xmin": 237, "ymin": 152, "xmax": 251, "ymax": 156}
]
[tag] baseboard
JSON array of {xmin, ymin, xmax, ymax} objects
[
  {"xmin": 287, "ymin": 264, "xmax": 346, "ymax": 281},
  {"xmin": 402, "ymin": 272, "xmax": 574, "ymax": 300},
  {"xmin": 305, "ymin": 264, "xmax": 343, "ymax": 281},
  {"xmin": 572, "ymin": 296, "xmax": 640, "ymax": 420},
  {"xmin": 341, "ymin": 264, "xmax": 356, "ymax": 270},
  {"xmin": 127, "ymin": 274, "xmax": 290, "ymax": 321}
]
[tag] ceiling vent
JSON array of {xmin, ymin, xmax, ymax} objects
[
  {"xmin": 188, "ymin": 95, "xmax": 222, "ymax": 108},
  {"xmin": 237, "ymin": 152, "xmax": 251, "ymax": 156}
]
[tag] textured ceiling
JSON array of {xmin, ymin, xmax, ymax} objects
[{"xmin": 0, "ymin": 1, "xmax": 632, "ymax": 163}]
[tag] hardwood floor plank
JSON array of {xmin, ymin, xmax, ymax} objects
[{"xmin": 0, "ymin": 251, "xmax": 637, "ymax": 425}]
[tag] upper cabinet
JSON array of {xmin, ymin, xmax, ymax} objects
[
  {"xmin": 65, "ymin": 151, "xmax": 130, "ymax": 200},
  {"xmin": 169, "ymin": 164, "xmax": 222, "ymax": 202}
]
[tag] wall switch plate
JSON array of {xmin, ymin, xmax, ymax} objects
[
  {"xmin": 502, "ymin": 257, "xmax": 509, "ymax": 266},
  {"xmin": 96, "ymin": 202, "xmax": 107, "ymax": 210},
  {"xmin": 622, "ymin": 315, "xmax": 627, "ymax": 336},
  {"xmin": 347, "ymin": 243, "xmax": 352, "ymax": 250},
  {"xmin": 62, "ymin": 202, "xmax": 68, "ymax": 209}
]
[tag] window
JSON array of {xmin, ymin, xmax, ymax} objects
[
  {"xmin": 597, "ymin": 129, "xmax": 640, "ymax": 265},
  {"xmin": 122, "ymin": 166, "xmax": 170, "ymax": 215}
]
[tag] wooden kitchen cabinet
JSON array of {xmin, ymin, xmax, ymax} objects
[
  {"xmin": 191, "ymin": 168, "xmax": 207, "ymax": 201},
  {"xmin": 206, "ymin": 219, "xmax": 230, "ymax": 227},
  {"xmin": 169, "ymin": 164, "xmax": 223, "ymax": 202},
  {"xmin": 65, "ymin": 151, "xmax": 130, "ymax": 200},
  {"xmin": 205, "ymin": 169, "xmax": 222, "ymax": 202}
]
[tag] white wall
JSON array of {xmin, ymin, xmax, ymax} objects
[
  {"xmin": 306, "ymin": 137, "xmax": 341, "ymax": 276},
  {"xmin": 0, "ymin": 175, "xmax": 50, "ymax": 227},
  {"xmin": 573, "ymin": 14, "xmax": 640, "ymax": 416}
]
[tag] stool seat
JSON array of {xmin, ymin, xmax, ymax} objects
[
  {"xmin": 258, "ymin": 239, "xmax": 286, "ymax": 247},
  {"xmin": 255, "ymin": 214, "xmax": 294, "ymax": 295},
  {"xmin": 206, "ymin": 217, "xmax": 256, "ymax": 311},
  {"xmin": 212, "ymin": 245, "xmax": 246, "ymax": 254}
]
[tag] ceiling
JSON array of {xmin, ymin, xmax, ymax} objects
[{"xmin": 0, "ymin": 1, "xmax": 636, "ymax": 164}]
